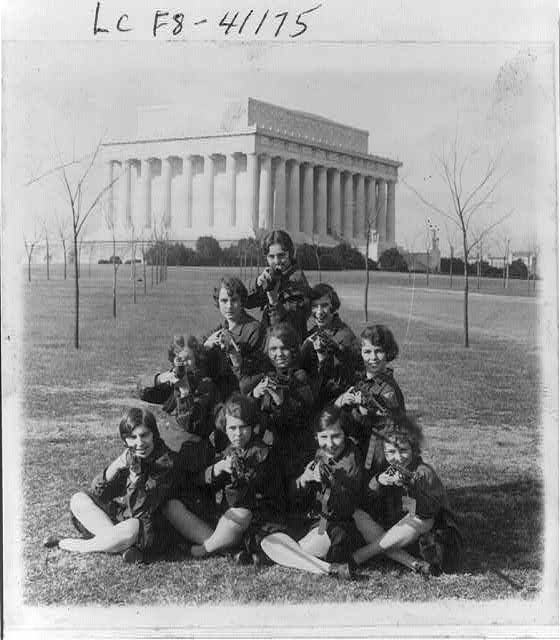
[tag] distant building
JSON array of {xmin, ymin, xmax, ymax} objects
[
  {"xmin": 402, "ymin": 229, "xmax": 441, "ymax": 273},
  {"xmin": 101, "ymin": 98, "xmax": 402, "ymax": 250}
]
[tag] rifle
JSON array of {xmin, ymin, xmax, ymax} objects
[
  {"xmin": 305, "ymin": 326, "xmax": 338, "ymax": 355},
  {"xmin": 365, "ymin": 424, "xmax": 445, "ymax": 510},
  {"xmin": 307, "ymin": 454, "xmax": 336, "ymax": 535},
  {"xmin": 217, "ymin": 328, "xmax": 240, "ymax": 354},
  {"xmin": 345, "ymin": 383, "xmax": 391, "ymax": 470}
]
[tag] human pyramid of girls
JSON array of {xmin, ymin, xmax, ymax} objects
[{"xmin": 45, "ymin": 230, "xmax": 462, "ymax": 579}]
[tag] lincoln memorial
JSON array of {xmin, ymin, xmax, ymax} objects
[{"xmin": 102, "ymin": 98, "xmax": 401, "ymax": 252}]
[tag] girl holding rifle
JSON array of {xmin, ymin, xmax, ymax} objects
[{"xmin": 347, "ymin": 414, "xmax": 461, "ymax": 576}]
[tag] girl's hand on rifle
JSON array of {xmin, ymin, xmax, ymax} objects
[
  {"xmin": 214, "ymin": 457, "xmax": 232, "ymax": 477},
  {"xmin": 298, "ymin": 461, "xmax": 321, "ymax": 487},
  {"xmin": 335, "ymin": 389, "xmax": 359, "ymax": 408},
  {"xmin": 378, "ymin": 467, "xmax": 405, "ymax": 487},
  {"xmin": 266, "ymin": 384, "xmax": 284, "ymax": 406},
  {"xmin": 204, "ymin": 330, "xmax": 223, "ymax": 349},
  {"xmin": 157, "ymin": 370, "xmax": 180, "ymax": 385},
  {"xmin": 252, "ymin": 378, "xmax": 268, "ymax": 399}
]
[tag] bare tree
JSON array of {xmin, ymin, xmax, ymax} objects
[
  {"xmin": 87, "ymin": 241, "xmax": 97, "ymax": 278},
  {"xmin": 130, "ymin": 224, "xmax": 138, "ymax": 304},
  {"xmin": 56, "ymin": 214, "xmax": 70, "ymax": 280},
  {"xmin": 363, "ymin": 192, "xmax": 383, "ymax": 322},
  {"xmin": 27, "ymin": 139, "xmax": 119, "ymax": 347},
  {"xmin": 492, "ymin": 231, "xmax": 511, "ymax": 289},
  {"xmin": 41, "ymin": 221, "xmax": 51, "ymax": 281},
  {"xmin": 310, "ymin": 232, "xmax": 322, "ymax": 282},
  {"xmin": 23, "ymin": 228, "xmax": 41, "ymax": 282},
  {"xmin": 104, "ymin": 203, "xmax": 121, "ymax": 319},
  {"xmin": 404, "ymin": 135, "xmax": 512, "ymax": 347}
]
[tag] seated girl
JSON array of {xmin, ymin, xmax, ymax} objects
[
  {"xmin": 137, "ymin": 335, "xmax": 219, "ymax": 440},
  {"xmin": 248, "ymin": 322, "xmax": 315, "ymax": 484},
  {"xmin": 350, "ymin": 414, "xmax": 461, "ymax": 576},
  {"xmin": 204, "ymin": 276, "xmax": 265, "ymax": 400},
  {"xmin": 301, "ymin": 283, "xmax": 363, "ymax": 406},
  {"xmin": 335, "ymin": 324, "xmax": 405, "ymax": 473},
  {"xmin": 43, "ymin": 408, "xmax": 175, "ymax": 563},
  {"xmin": 288, "ymin": 405, "xmax": 363, "ymax": 563},
  {"xmin": 246, "ymin": 230, "xmax": 311, "ymax": 342},
  {"xmin": 164, "ymin": 393, "xmax": 285, "ymax": 563}
]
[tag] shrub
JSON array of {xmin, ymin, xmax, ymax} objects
[{"xmin": 378, "ymin": 248, "xmax": 408, "ymax": 272}]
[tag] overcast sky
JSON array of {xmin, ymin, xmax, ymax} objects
[{"xmin": 3, "ymin": 1, "xmax": 557, "ymax": 259}]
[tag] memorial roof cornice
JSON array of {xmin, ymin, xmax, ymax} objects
[{"xmin": 103, "ymin": 126, "xmax": 402, "ymax": 170}]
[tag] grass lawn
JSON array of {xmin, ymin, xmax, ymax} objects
[{"xmin": 15, "ymin": 265, "xmax": 547, "ymax": 606}]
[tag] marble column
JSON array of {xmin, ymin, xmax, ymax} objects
[
  {"xmin": 246, "ymin": 153, "xmax": 259, "ymax": 231},
  {"xmin": 119, "ymin": 159, "xmax": 131, "ymax": 229},
  {"xmin": 273, "ymin": 158, "xmax": 286, "ymax": 229},
  {"xmin": 343, "ymin": 171, "xmax": 354, "ymax": 240},
  {"xmin": 226, "ymin": 154, "xmax": 237, "ymax": 227},
  {"xmin": 258, "ymin": 154, "xmax": 272, "ymax": 230},
  {"xmin": 386, "ymin": 180, "xmax": 396, "ymax": 243},
  {"xmin": 328, "ymin": 168, "xmax": 341, "ymax": 238},
  {"xmin": 140, "ymin": 159, "xmax": 152, "ymax": 229},
  {"xmin": 287, "ymin": 160, "xmax": 300, "ymax": 234},
  {"xmin": 182, "ymin": 155, "xmax": 193, "ymax": 229},
  {"xmin": 377, "ymin": 179, "xmax": 387, "ymax": 242},
  {"xmin": 162, "ymin": 157, "xmax": 172, "ymax": 228},
  {"xmin": 316, "ymin": 166, "xmax": 327, "ymax": 238},
  {"xmin": 204, "ymin": 155, "xmax": 215, "ymax": 227},
  {"xmin": 355, "ymin": 174, "xmax": 365, "ymax": 239},
  {"xmin": 302, "ymin": 163, "xmax": 314, "ymax": 235}
]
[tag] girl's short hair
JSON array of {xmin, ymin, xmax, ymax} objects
[
  {"xmin": 314, "ymin": 404, "xmax": 351, "ymax": 436},
  {"xmin": 265, "ymin": 322, "xmax": 301, "ymax": 359},
  {"xmin": 119, "ymin": 407, "xmax": 161, "ymax": 444},
  {"xmin": 381, "ymin": 413, "xmax": 423, "ymax": 456},
  {"xmin": 225, "ymin": 392, "xmax": 259, "ymax": 426},
  {"xmin": 262, "ymin": 230, "xmax": 295, "ymax": 261},
  {"xmin": 360, "ymin": 324, "xmax": 399, "ymax": 362},
  {"xmin": 212, "ymin": 276, "xmax": 248, "ymax": 308},
  {"xmin": 310, "ymin": 283, "xmax": 341, "ymax": 312},
  {"xmin": 177, "ymin": 335, "xmax": 209, "ymax": 377}
]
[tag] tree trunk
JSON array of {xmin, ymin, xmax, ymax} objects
[
  {"xmin": 476, "ymin": 256, "xmax": 481, "ymax": 289},
  {"xmin": 112, "ymin": 237, "xmax": 117, "ymax": 318},
  {"xmin": 113, "ymin": 266, "xmax": 117, "ymax": 318},
  {"xmin": 28, "ymin": 253, "xmax": 32, "ymax": 282},
  {"xmin": 463, "ymin": 237, "xmax": 469, "ymax": 348},
  {"xmin": 46, "ymin": 237, "xmax": 50, "ymax": 280},
  {"xmin": 62, "ymin": 240, "xmax": 67, "ymax": 280},
  {"xmin": 133, "ymin": 243, "xmax": 137, "ymax": 304},
  {"xmin": 143, "ymin": 243, "xmax": 147, "ymax": 296},
  {"xmin": 426, "ymin": 250, "xmax": 430, "ymax": 287},
  {"xmin": 73, "ymin": 233, "xmax": 80, "ymax": 349},
  {"xmin": 156, "ymin": 247, "xmax": 160, "ymax": 285}
]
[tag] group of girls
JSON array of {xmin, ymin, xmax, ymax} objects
[{"xmin": 45, "ymin": 230, "xmax": 461, "ymax": 577}]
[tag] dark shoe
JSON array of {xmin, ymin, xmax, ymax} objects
[
  {"xmin": 329, "ymin": 558, "xmax": 358, "ymax": 579},
  {"xmin": 411, "ymin": 560, "xmax": 431, "ymax": 578},
  {"xmin": 234, "ymin": 550, "xmax": 252, "ymax": 565},
  {"xmin": 122, "ymin": 547, "xmax": 144, "ymax": 564},
  {"xmin": 43, "ymin": 535, "xmax": 61, "ymax": 549}
]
